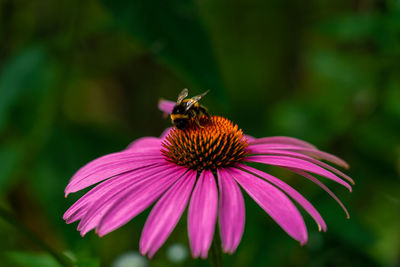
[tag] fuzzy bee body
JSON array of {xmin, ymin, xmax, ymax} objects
[{"xmin": 170, "ymin": 89, "xmax": 210, "ymax": 130}]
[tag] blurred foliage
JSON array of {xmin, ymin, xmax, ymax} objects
[{"xmin": 0, "ymin": 0, "xmax": 399, "ymax": 266}]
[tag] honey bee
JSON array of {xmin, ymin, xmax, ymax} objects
[{"xmin": 170, "ymin": 88, "xmax": 211, "ymax": 129}]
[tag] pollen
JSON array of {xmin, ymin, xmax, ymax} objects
[{"xmin": 161, "ymin": 116, "xmax": 249, "ymax": 171}]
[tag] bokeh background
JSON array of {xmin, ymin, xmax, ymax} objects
[{"xmin": 1, "ymin": 0, "xmax": 400, "ymax": 266}]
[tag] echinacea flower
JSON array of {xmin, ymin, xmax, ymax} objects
[{"xmin": 64, "ymin": 99, "xmax": 353, "ymax": 259}]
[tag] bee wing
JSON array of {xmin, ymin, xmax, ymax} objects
[
  {"xmin": 176, "ymin": 88, "xmax": 189, "ymax": 104},
  {"xmin": 184, "ymin": 90, "xmax": 210, "ymax": 111}
]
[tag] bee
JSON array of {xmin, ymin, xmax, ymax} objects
[{"xmin": 170, "ymin": 88, "xmax": 211, "ymax": 130}]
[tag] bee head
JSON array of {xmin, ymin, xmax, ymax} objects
[{"xmin": 172, "ymin": 104, "xmax": 186, "ymax": 114}]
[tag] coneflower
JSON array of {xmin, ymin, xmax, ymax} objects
[{"xmin": 64, "ymin": 98, "xmax": 353, "ymax": 259}]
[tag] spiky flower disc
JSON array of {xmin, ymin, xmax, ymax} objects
[{"xmin": 162, "ymin": 116, "xmax": 249, "ymax": 170}]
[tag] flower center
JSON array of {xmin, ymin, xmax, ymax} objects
[{"xmin": 161, "ymin": 116, "xmax": 249, "ymax": 170}]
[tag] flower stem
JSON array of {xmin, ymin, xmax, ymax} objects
[
  {"xmin": 0, "ymin": 207, "xmax": 73, "ymax": 267},
  {"xmin": 209, "ymin": 230, "xmax": 223, "ymax": 267}
]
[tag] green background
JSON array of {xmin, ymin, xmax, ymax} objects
[{"xmin": 1, "ymin": 0, "xmax": 399, "ymax": 266}]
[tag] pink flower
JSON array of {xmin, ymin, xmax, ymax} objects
[{"xmin": 64, "ymin": 99, "xmax": 353, "ymax": 259}]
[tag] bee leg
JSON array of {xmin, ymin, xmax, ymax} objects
[
  {"xmin": 194, "ymin": 117, "xmax": 204, "ymax": 128},
  {"xmin": 199, "ymin": 106, "xmax": 211, "ymax": 119},
  {"xmin": 187, "ymin": 109, "xmax": 202, "ymax": 128},
  {"xmin": 188, "ymin": 109, "xmax": 196, "ymax": 119}
]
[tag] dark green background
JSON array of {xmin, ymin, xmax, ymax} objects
[{"xmin": 1, "ymin": 0, "xmax": 399, "ymax": 266}]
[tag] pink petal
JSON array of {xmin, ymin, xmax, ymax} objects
[
  {"xmin": 64, "ymin": 173, "xmax": 134, "ymax": 224},
  {"xmin": 237, "ymin": 164, "xmax": 326, "ymax": 232},
  {"xmin": 245, "ymin": 155, "xmax": 352, "ymax": 191},
  {"xmin": 217, "ymin": 168, "xmax": 245, "ymax": 254},
  {"xmin": 188, "ymin": 170, "xmax": 218, "ymax": 258},
  {"xmin": 227, "ymin": 167, "xmax": 308, "ymax": 245},
  {"xmin": 288, "ymin": 168, "xmax": 350, "ymax": 218},
  {"xmin": 64, "ymin": 206, "xmax": 86, "ymax": 225},
  {"xmin": 247, "ymin": 147, "xmax": 354, "ymax": 184},
  {"xmin": 245, "ymin": 135, "xmax": 256, "ymax": 142},
  {"xmin": 96, "ymin": 164, "xmax": 188, "ymax": 236},
  {"xmin": 140, "ymin": 170, "xmax": 197, "ymax": 258},
  {"xmin": 160, "ymin": 127, "xmax": 173, "ymax": 139},
  {"xmin": 248, "ymin": 136, "xmax": 317, "ymax": 149},
  {"xmin": 125, "ymin": 137, "xmax": 162, "ymax": 151},
  {"xmin": 297, "ymin": 148, "xmax": 349, "ymax": 169},
  {"xmin": 65, "ymin": 151, "xmax": 163, "ymax": 196},
  {"xmin": 74, "ymin": 164, "xmax": 171, "ymax": 235},
  {"xmin": 64, "ymin": 163, "xmax": 168, "ymax": 224},
  {"xmin": 158, "ymin": 99, "xmax": 175, "ymax": 114},
  {"xmin": 248, "ymin": 144, "xmax": 349, "ymax": 168}
]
